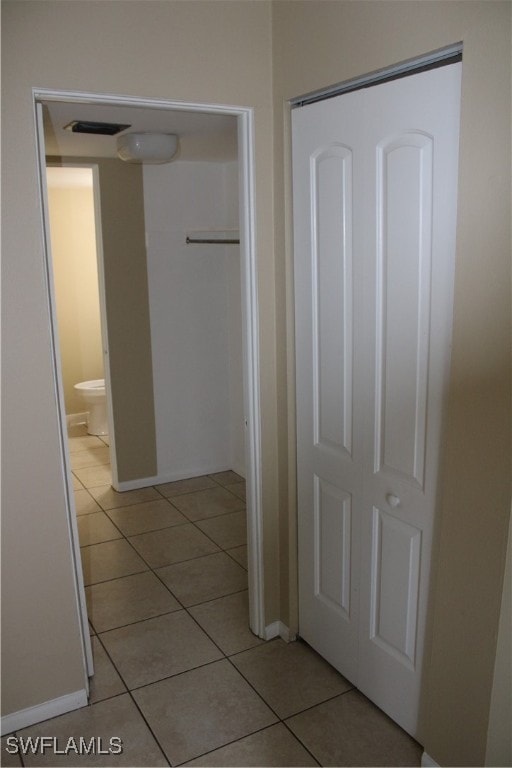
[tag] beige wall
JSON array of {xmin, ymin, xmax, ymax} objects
[
  {"xmin": 272, "ymin": 1, "xmax": 511, "ymax": 765},
  {"xmin": 1, "ymin": 0, "xmax": 275, "ymax": 725},
  {"xmin": 486, "ymin": 506, "xmax": 512, "ymax": 766},
  {"xmin": 94, "ymin": 159, "xmax": 157, "ymax": 484},
  {"xmin": 47, "ymin": 179, "xmax": 104, "ymax": 415}
]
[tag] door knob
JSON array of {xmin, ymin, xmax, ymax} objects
[{"xmin": 386, "ymin": 493, "xmax": 401, "ymax": 508}]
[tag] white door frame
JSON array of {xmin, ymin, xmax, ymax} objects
[
  {"xmin": 34, "ymin": 104, "xmax": 94, "ymax": 681},
  {"xmin": 33, "ymin": 89, "xmax": 265, "ymax": 661}
]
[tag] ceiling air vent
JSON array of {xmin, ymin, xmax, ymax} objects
[{"xmin": 63, "ymin": 120, "xmax": 131, "ymax": 136}]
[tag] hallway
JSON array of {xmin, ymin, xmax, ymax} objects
[{"xmin": 1, "ymin": 426, "xmax": 421, "ymax": 766}]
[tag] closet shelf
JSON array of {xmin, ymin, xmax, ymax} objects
[{"xmin": 186, "ymin": 230, "xmax": 240, "ymax": 245}]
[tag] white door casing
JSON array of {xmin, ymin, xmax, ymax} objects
[
  {"xmin": 34, "ymin": 103, "xmax": 94, "ymax": 682},
  {"xmin": 34, "ymin": 91, "xmax": 265, "ymax": 705},
  {"xmin": 293, "ymin": 63, "xmax": 462, "ymax": 738}
]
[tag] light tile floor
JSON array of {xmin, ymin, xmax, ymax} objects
[{"xmin": 2, "ymin": 426, "xmax": 422, "ymax": 767}]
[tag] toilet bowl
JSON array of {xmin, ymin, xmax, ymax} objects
[{"xmin": 74, "ymin": 379, "xmax": 108, "ymax": 435}]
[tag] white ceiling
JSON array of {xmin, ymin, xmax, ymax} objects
[{"xmin": 43, "ymin": 100, "xmax": 238, "ymax": 163}]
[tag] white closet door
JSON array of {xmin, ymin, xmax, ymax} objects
[
  {"xmin": 292, "ymin": 63, "xmax": 461, "ymax": 738},
  {"xmin": 293, "ymin": 85, "xmax": 366, "ymax": 682}
]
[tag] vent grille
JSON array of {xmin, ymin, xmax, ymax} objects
[{"xmin": 64, "ymin": 120, "xmax": 131, "ymax": 136}]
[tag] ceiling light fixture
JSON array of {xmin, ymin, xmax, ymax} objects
[{"xmin": 116, "ymin": 132, "xmax": 178, "ymax": 164}]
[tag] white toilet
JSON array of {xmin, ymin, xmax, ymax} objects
[{"xmin": 74, "ymin": 379, "xmax": 108, "ymax": 436}]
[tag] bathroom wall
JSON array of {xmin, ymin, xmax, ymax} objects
[
  {"xmin": 143, "ymin": 159, "xmax": 245, "ymax": 480},
  {"xmin": 46, "ymin": 170, "xmax": 104, "ymax": 415}
]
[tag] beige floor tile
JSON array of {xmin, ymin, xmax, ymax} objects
[
  {"xmin": 1, "ymin": 737, "xmax": 23, "ymax": 767},
  {"xmin": 88, "ymin": 637, "xmax": 126, "ymax": 703},
  {"xmin": 189, "ymin": 590, "xmax": 263, "ymax": 655},
  {"xmin": 18, "ymin": 694, "xmax": 167, "ymax": 766},
  {"xmin": 156, "ymin": 552, "xmax": 247, "ymax": 607},
  {"xmin": 133, "ymin": 659, "xmax": 277, "ymax": 765},
  {"xmin": 286, "ymin": 689, "xmax": 422, "ymax": 767},
  {"xmin": 227, "ymin": 544, "xmax": 248, "ymax": 570},
  {"xmin": 86, "ymin": 571, "xmax": 181, "ymax": 632},
  {"xmin": 72, "ymin": 475, "xmax": 85, "ymax": 491},
  {"xmin": 74, "ymin": 489, "xmax": 103, "ymax": 516},
  {"xmin": 106, "ymin": 499, "xmax": 187, "ymax": 536},
  {"xmin": 209, "ymin": 470, "xmax": 245, "ymax": 486},
  {"xmin": 100, "ymin": 610, "xmax": 223, "ymax": 689},
  {"xmin": 225, "ymin": 481, "xmax": 246, "ymax": 501},
  {"xmin": 231, "ymin": 639, "xmax": 353, "ymax": 718},
  {"xmin": 68, "ymin": 435, "xmax": 105, "ymax": 453},
  {"xmin": 170, "ymin": 486, "xmax": 245, "ymax": 521},
  {"xmin": 88, "ymin": 484, "xmax": 161, "ymax": 510},
  {"xmin": 156, "ymin": 475, "xmax": 218, "ymax": 497},
  {"xmin": 128, "ymin": 523, "xmax": 219, "ymax": 568},
  {"xmin": 195, "ymin": 510, "xmax": 247, "ymax": 549},
  {"xmin": 81, "ymin": 539, "xmax": 149, "ymax": 586},
  {"xmin": 70, "ymin": 446, "xmax": 110, "ymax": 470},
  {"xmin": 184, "ymin": 723, "xmax": 319, "ymax": 767},
  {"xmin": 99, "ymin": 435, "xmax": 110, "ymax": 446},
  {"xmin": 67, "ymin": 424, "xmax": 89, "ymax": 438},
  {"xmin": 73, "ymin": 464, "xmax": 112, "ymax": 488},
  {"xmin": 78, "ymin": 512, "xmax": 123, "ymax": 547}
]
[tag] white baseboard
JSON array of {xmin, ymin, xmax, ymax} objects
[
  {"xmin": 264, "ymin": 621, "xmax": 296, "ymax": 643},
  {"xmin": 66, "ymin": 412, "xmax": 88, "ymax": 428},
  {"xmin": 1, "ymin": 689, "xmax": 88, "ymax": 736},
  {"xmin": 115, "ymin": 464, "xmax": 245, "ymax": 492},
  {"xmin": 421, "ymin": 751, "xmax": 440, "ymax": 767}
]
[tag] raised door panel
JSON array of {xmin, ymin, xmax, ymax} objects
[
  {"xmin": 374, "ymin": 133, "xmax": 433, "ymax": 488},
  {"xmin": 311, "ymin": 146, "xmax": 353, "ymax": 457},
  {"xmin": 314, "ymin": 476, "xmax": 352, "ymax": 619},
  {"xmin": 370, "ymin": 507, "xmax": 421, "ymax": 666}
]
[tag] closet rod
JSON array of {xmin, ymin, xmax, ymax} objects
[{"xmin": 186, "ymin": 236, "xmax": 240, "ymax": 245}]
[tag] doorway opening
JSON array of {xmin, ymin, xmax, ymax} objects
[
  {"xmin": 34, "ymin": 89, "xmax": 264, "ymax": 682},
  {"xmin": 45, "ymin": 165, "xmax": 106, "ymax": 442}
]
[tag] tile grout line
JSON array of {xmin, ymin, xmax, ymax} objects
[
  {"xmin": 87, "ymin": 477, "xmax": 252, "ymax": 687},
  {"xmin": 75, "ymin": 457, "xmax": 333, "ymax": 766},
  {"xmin": 39, "ymin": 436, "xmax": 418, "ymax": 767},
  {"xmin": 172, "ymin": 722, "xmax": 310, "ymax": 768},
  {"xmin": 83, "ymin": 467, "xmax": 284, "ymax": 765},
  {"xmin": 78, "ymin": 498, "xmax": 246, "ymax": 546},
  {"xmin": 82, "ymin": 474, "xmax": 219, "ymax": 764},
  {"xmin": 92, "ymin": 634, "xmax": 172, "ymax": 767}
]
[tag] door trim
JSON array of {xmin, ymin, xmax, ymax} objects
[
  {"xmin": 34, "ymin": 104, "xmax": 93, "ymax": 680},
  {"xmin": 33, "ymin": 88, "xmax": 265, "ymax": 647}
]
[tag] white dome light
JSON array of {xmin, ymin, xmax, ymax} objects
[{"xmin": 116, "ymin": 133, "xmax": 178, "ymax": 164}]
